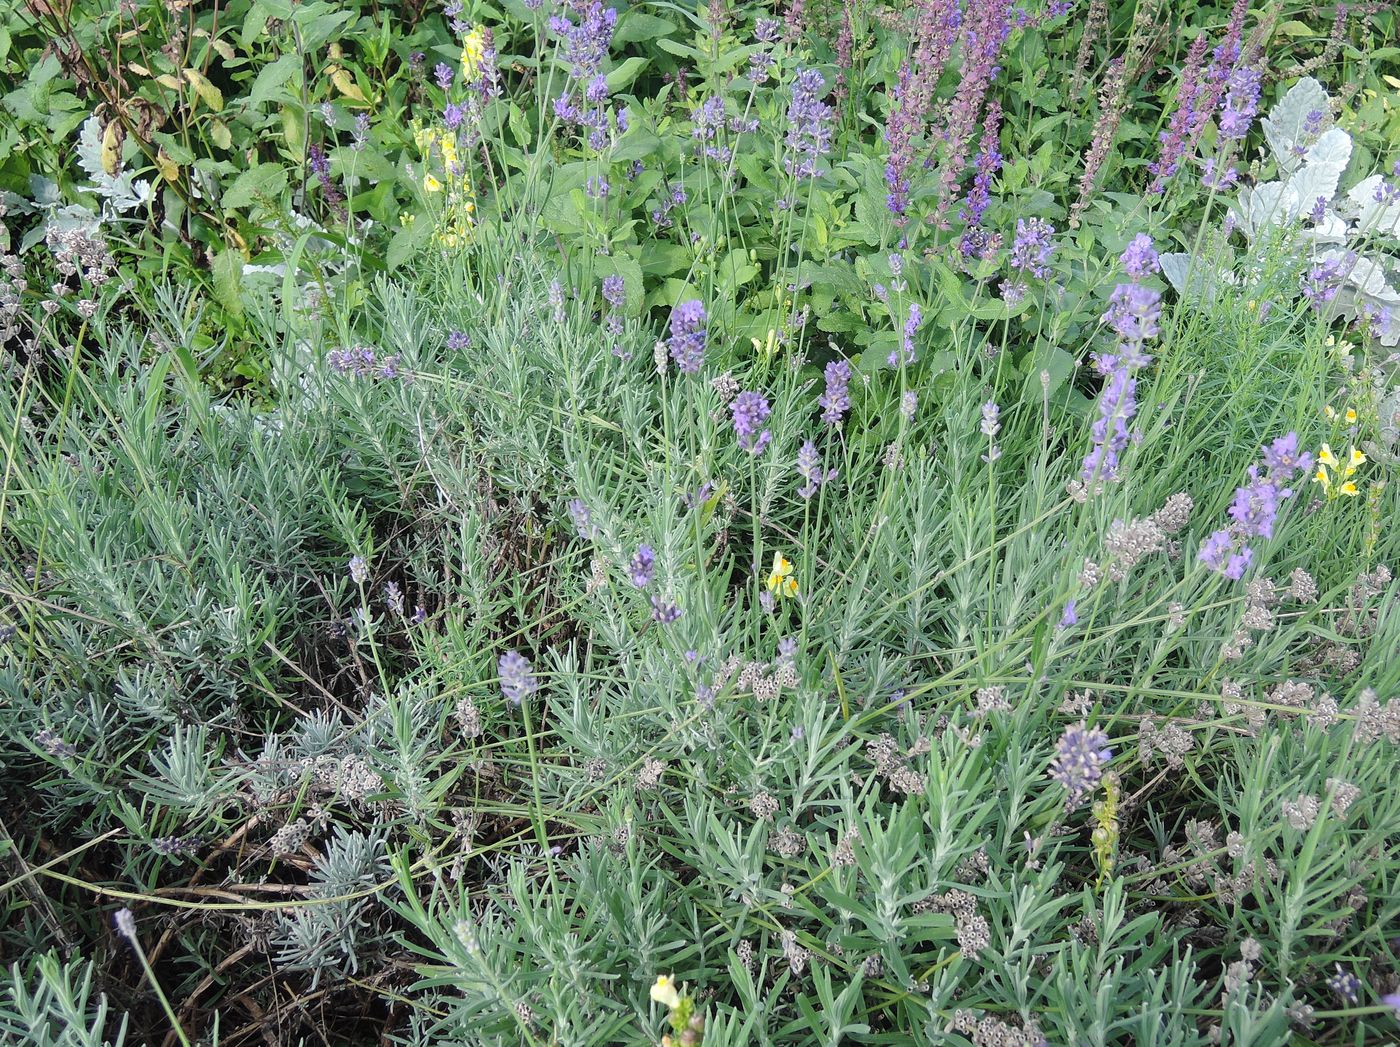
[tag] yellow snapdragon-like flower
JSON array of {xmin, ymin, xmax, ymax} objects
[
  {"xmin": 1325, "ymin": 405, "xmax": 1359, "ymax": 424},
  {"xmin": 1314, "ymin": 443, "xmax": 1367, "ymax": 500},
  {"xmin": 650, "ymin": 975, "xmax": 681, "ymax": 1009},
  {"xmin": 766, "ymin": 553, "xmax": 799, "ymax": 599},
  {"xmin": 423, "ymin": 174, "xmax": 443, "ymax": 192},
  {"xmin": 462, "ymin": 26, "xmax": 487, "ymax": 81}
]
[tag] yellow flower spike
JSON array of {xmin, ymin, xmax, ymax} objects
[
  {"xmin": 461, "ymin": 26, "xmax": 487, "ymax": 81},
  {"xmin": 1313, "ymin": 467, "xmax": 1331, "ymax": 490},
  {"xmin": 423, "ymin": 174, "xmax": 443, "ymax": 192},
  {"xmin": 650, "ymin": 975, "xmax": 681, "ymax": 1009},
  {"xmin": 1340, "ymin": 481, "xmax": 1359, "ymax": 497},
  {"xmin": 766, "ymin": 553, "xmax": 799, "ymax": 599},
  {"xmin": 1347, "ymin": 447, "xmax": 1367, "ymax": 472},
  {"xmin": 1318, "ymin": 443, "xmax": 1339, "ymax": 468}
]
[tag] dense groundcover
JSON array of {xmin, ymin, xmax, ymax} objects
[{"xmin": 2, "ymin": 0, "xmax": 1400, "ymax": 1044}]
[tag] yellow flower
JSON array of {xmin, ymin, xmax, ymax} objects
[
  {"xmin": 1313, "ymin": 467, "xmax": 1331, "ymax": 490},
  {"xmin": 1318, "ymin": 443, "xmax": 1339, "ymax": 468},
  {"xmin": 1346, "ymin": 407, "xmax": 1358, "ymax": 424},
  {"xmin": 462, "ymin": 26, "xmax": 487, "ymax": 81},
  {"xmin": 650, "ymin": 975, "xmax": 681, "ymax": 1009},
  {"xmin": 1339, "ymin": 481, "xmax": 1360, "ymax": 497},
  {"xmin": 423, "ymin": 174, "xmax": 443, "ymax": 192},
  {"xmin": 766, "ymin": 553, "xmax": 798, "ymax": 599},
  {"xmin": 1345, "ymin": 447, "xmax": 1366, "ymax": 476}
]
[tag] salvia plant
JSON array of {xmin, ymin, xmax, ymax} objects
[{"xmin": 0, "ymin": 1, "xmax": 1399, "ymax": 1046}]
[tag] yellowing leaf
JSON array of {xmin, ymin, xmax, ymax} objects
[
  {"xmin": 1384, "ymin": 75, "xmax": 1400, "ymax": 90},
  {"xmin": 156, "ymin": 74, "xmax": 182, "ymax": 91},
  {"xmin": 100, "ymin": 119, "xmax": 122, "ymax": 176},
  {"xmin": 329, "ymin": 67, "xmax": 367, "ymax": 104},
  {"xmin": 209, "ymin": 118, "xmax": 232, "ymax": 150},
  {"xmin": 212, "ymin": 39, "xmax": 236, "ymax": 62},
  {"xmin": 183, "ymin": 67, "xmax": 224, "ymax": 111},
  {"xmin": 155, "ymin": 148, "xmax": 180, "ymax": 184},
  {"xmin": 128, "ymin": 62, "xmax": 150, "ymax": 76}
]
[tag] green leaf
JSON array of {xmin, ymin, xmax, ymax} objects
[
  {"xmin": 605, "ymin": 56, "xmax": 649, "ymax": 94},
  {"xmin": 211, "ymin": 247, "xmax": 244, "ymax": 319},
  {"xmin": 249, "ymin": 54, "xmax": 302, "ymax": 107},
  {"xmin": 221, "ymin": 163, "xmax": 288, "ymax": 209},
  {"xmin": 614, "ymin": 13, "xmax": 677, "ymax": 44}
]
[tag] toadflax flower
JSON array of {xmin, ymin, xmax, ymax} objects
[
  {"xmin": 650, "ymin": 975, "xmax": 682, "ymax": 1008},
  {"xmin": 767, "ymin": 552, "xmax": 799, "ymax": 599},
  {"xmin": 1313, "ymin": 442, "xmax": 1365, "ymax": 499}
]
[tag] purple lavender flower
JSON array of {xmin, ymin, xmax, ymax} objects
[
  {"xmin": 668, "ymin": 300, "xmax": 707, "ymax": 374},
  {"xmin": 549, "ymin": 1, "xmax": 620, "ymax": 149},
  {"xmin": 958, "ymin": 102, "xmax": 1003, "ymax": 256},
  {"xmin": 1217, "ymin": 66, "xmax": 1261, "ymax": 141},
  {"xmin": 691, "ymin": 95, "xmax": 731, "ymax": 163},
  {"xmin": 932, "ymin": 0, "xmax": 1011, "ymax": 222},
  {"xmin": 820, "ymin": 359, "xmax": 851, "ymax": 425},
  {"xmin": 1197, "ymin": 529, "xmax": 1234, "ymax": 573},
  {"xmin": 1080, "ymin": 365, "xmax": 1137, "ymax": 483},
  {"xmin": 1103, "ymin": 283, "xmax": 1162, "ymax": 363},
  {"xmin": 1148, "ymin": 36, "xmax": 1209, "ymax": 193},
  {"xmin": 1009, "ymin": 218, "xmax": 1056, "ymax": 279},
  {"xmin": 447, "ymin": 331, "xmax": 471, "ymax": 351},
  {"xmin": 731, "ymin": 391, "xmax": 772, "ymax": 455},
  {"xmin": 629, "ymin": 545, "xmax": 656, "ymax": 588},
  {"xmin": 796, "ymin": 439, "xmax": 835, "ymax": 498},
  {"xmin": 1059, "ymin": 600, "xmax": 1078, "ymax": 628},
  {"xmin": 499, "ymin": 650, "xmax": 538, "ymax": 705},
  {"xmin": 1302, "ymin": 257, "xmax": 1345, "ymax": 308},
  {"xmin": 1120, "ymin": 235, "xmax": 1160, "ymax": 280},
  {"xmin": 900, "ymin": 391, "xmax": 918, "ymax": 421},
  {"xmin": 783, "ymin": 68, "xmax": 833, "ymax": 178},
  {"xmin": 1199, "ymin": 432, "xmax": 1310, "ymax": 579},
  {"xmin": 1048, "ymin": 722, "xmax": 1112, "ymax": 807},
  {"xmin": 980, "ymin": 400, "xmax": 1001, "ymax": 438},
  {"xmin": 348, "ymin": 555, "xmax": 369, "ymax": 585},
  {"xmin": 383, "ymin": 582, "xmax": 405, "ymax": 616},
  {"xmin": 755, "ymin": 17, "xmax": 782, "ymax": 42},
  {"xmin": 568, "ymin": 498, "xmax": 598, "ymax": 540},
  {"xmin": 888, "ymin": 303, "xmax": 922, "ymax": 367},
  {"xmin": 1228, "ymin": 477, "xmax": 1283, "ymax": 539},
  {"xmin": 434, "ymin": 63, "xmax": 455, "ymax": 89},
  {"xmin": 649, "ymin": 596, "xmax": 683, "ymax": 623},
  {"xmin": 1259, "ymin": 433, "xmax": 1313, "ymax": 476}
]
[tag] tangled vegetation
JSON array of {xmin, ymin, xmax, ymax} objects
[{"xmin": 1, "ymin": 0, "xmax": 1399, "ymax": 1044}]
